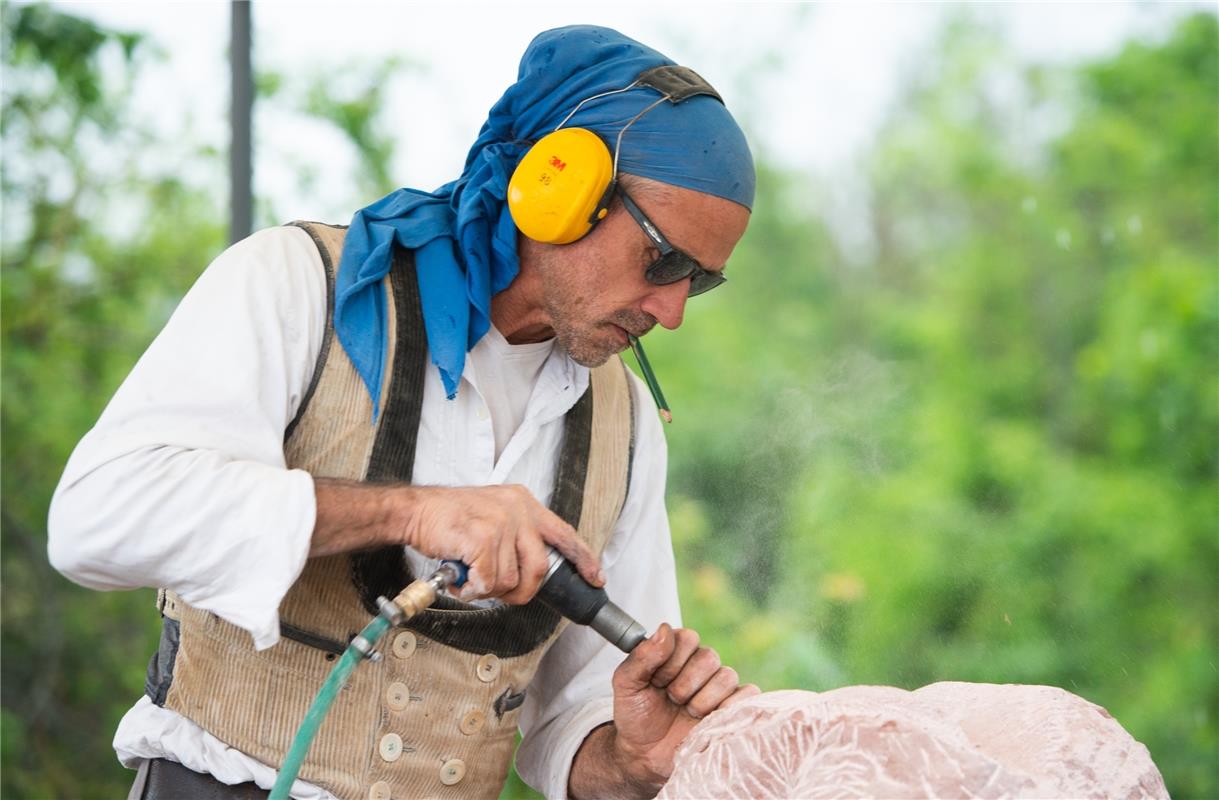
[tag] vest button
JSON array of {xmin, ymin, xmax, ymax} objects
[
  {"xmin": 378, "ymin": 732, "xmax": 404, "ymax": 763},
  {"xmin": 475, "ymin": 653, "xmax": 500, "ymax": 683},
  {"xmin": 439, "ymin": 758, "xmax": 466, "ymax": 786},
  {"xmin": 459, "ymin": 708, "xmax": 486, "ymax": 735},
  {"xmin": 391, "ymin": 631, "xmax": 417, "ymax": 659},
  {"xmin": 368, "ymin": 780, "xmax": 392, "ymax": 800},
  {"xmin": 386, "ymin": 681, "xmax": 410, "ymax": 712}
]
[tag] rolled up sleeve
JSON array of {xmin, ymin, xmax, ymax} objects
[{"xmin": 48, "ymin": 226, "xmax": 327, "ymax": 650}]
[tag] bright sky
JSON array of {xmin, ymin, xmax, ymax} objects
[{"xmin": 57, "ymin": 1, "xmax": 1203, "ymax": 226}]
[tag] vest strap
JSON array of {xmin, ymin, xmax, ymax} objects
[
  {"xmin": 347, "ymin": 242, "xmax": 428, "ymax": 615},
  {"xmin": 283, "ymin": 221, "xmax": 341, "ymax": 442}
]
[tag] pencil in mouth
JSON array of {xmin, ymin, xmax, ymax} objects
[{"xmin": 628, "ymin": 335, "xmax": 672, "ymax": 423}]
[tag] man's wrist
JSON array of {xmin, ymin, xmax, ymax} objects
[
  {"xmin": 310, "ymin": 478, "xmax": 416, "ymax": 557},
  {"xmin": 387, "ymin": 483, "xmax": 420, "ymax": 548},
  {"xmin": 569, "ymin": 722, "xmax": 662, "ymax": 800}
]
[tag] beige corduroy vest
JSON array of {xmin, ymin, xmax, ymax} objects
[{"xmin": 147, "ymin": 222, "xmax": 636, "ymax": 800}]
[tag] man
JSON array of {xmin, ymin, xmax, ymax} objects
[{"xmin": 48, "ymin": 25, "xmax": 756, "ymax": 800}]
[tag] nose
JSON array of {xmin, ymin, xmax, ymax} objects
[{"xmin": 640, "ymin": 280, "xmax": 690, "ymax": 330}]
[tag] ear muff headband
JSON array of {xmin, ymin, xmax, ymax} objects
[{"xmin": 507, "ymin": 66, "xmax": 721, "ymax": 245}]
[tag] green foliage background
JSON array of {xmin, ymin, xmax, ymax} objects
[{"xmin": 2, "ymin": 4, "xmax": 1216, "ymax": 798}]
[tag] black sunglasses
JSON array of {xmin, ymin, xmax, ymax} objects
[{"xmin": 618, "ymin": 189, "xmax": 727, "ymax": 297}]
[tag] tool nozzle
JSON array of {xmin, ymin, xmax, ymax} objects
[
  {"xmin": 537, "ymin": 548, "xmax": 648, "ymax": 652},
  {"xmin": 589, "ymin": 601, "xmax": 648, "ymax": 652}
]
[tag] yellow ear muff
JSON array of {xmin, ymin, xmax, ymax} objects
[{"xmin": 507, "ymin": 128, "xmax": 614, "ymax": 245}]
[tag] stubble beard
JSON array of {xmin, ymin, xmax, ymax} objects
[
  {"xmin": 539, "ymin": 267, "xmax": 653, "ymax": 368},
  {"xmin": 541, "ymin": 250, "xmax": 663, "ymax": 368},
  {"xmin": 550, "ymin": 302, "xmax": 658, "ymax": 367},
  {"xmin": 543, "ymin": 289, "xmax": 618, "ymax": 368}
]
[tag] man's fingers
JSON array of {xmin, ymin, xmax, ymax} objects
[
  {"xmin": 418, "ymin": 484, "xmax": 603, "ymax": 602},
  {"xmin": 614, "ymin": 623, "xmax": 676, "ymax": 693},
  {"xmin": 492, "ymin": 526, "xmax": 521, "ymax": 598},
  {"xmin": 460, "ymin": 543, "xmax": 495, "ymax": 599},
  {"xmin": 538, "ymin": 510, "xmax": 604, "ymax": 587},
  {"xmin": 500, "ymin": 534, "xmax": 549, "ymax": 605},
  {"xmin": 650, "ymin": 628, "xmax": 701, "ymax": 689},
  {"xmin": 684, "ymin": 666, "xmax": 743, "ymax": 719},
  {"xmin": 663, "ymin": 646, "xmax": 721, "ymax": 705}
]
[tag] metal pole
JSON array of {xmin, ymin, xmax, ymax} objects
[{"xmin": 230, "ymin": 0, "xmax": 253, "ymax": 243}]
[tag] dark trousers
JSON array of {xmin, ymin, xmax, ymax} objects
[{"xmin": 128, "ymin": 758, "xmax": 270, "ymax": 800}]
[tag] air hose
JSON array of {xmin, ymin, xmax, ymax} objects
[
  {"xmin": 268, "ymin": 549, "xmax": 647, "ymax": 798},
  {"xmin": 268, "ymin": 561, "xmax": 467, "ymax": 800}
]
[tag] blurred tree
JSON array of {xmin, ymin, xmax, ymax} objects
[
  {"xmin": 1, "ymin": 3, "xmax": 227, "ymax": 798},
  {"xmin": 637, "ymin": 11, "xmax": 1217, "ymax": 799},
  {"xmin": 746, "ymin": 11, "xmax": 1216, "ymax": 796},
  {"xmin": 301, "ymin": 57, "xmax": 409, "ymax": 200},
  {"xmin": 253, "ymin": 56, "xmax": 422, "ymax": 226}
]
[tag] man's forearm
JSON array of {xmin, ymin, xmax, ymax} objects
[
  {"xmin": 569, "ymin": 723, "xmax": 660, "ymax": 800},
  {"xmin": 310, "ymin": 478, "xmax": 414, "ymax": 557}
]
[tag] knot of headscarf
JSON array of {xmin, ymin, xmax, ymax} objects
[{"xmin": 335, "ymin": 25, "xmax": 755, "ymax": 414}]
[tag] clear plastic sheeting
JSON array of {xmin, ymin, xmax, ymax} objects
[{"xmin": 658, "ymin": 683, "xmax": 1168, "ymax": 799}]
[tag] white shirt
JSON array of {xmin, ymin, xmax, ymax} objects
[
  {"xmin": 467, "ymin": 325, "xmax": 555, "ymax": 463},
  {"xmin": 47, "ymin": 226, "xmax": 681, "ymax": 799}
]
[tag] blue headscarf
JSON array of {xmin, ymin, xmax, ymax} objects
[{"xmin": 335, "ymin": 25, "xmax": 755, "ymax": 412}]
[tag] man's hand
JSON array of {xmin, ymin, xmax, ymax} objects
[
  {"xmin": 310, "ymin": 479, "xmax": 603, "ymax": 604},
  {"xmin": 407, "ymin": 484, "xmax": 603, "ymax": 603},
  {"xmin": 569, "ymin": 624, "xmax": 760, "ymax": 798}
]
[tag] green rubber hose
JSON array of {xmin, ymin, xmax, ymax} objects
[
  {"xmin": 269, "ymin": 614, "xmax": 390, "ymax": 800},
  {"xmin": 266, "ymin": 563, "xmax": 466, "ymax": 799}
]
